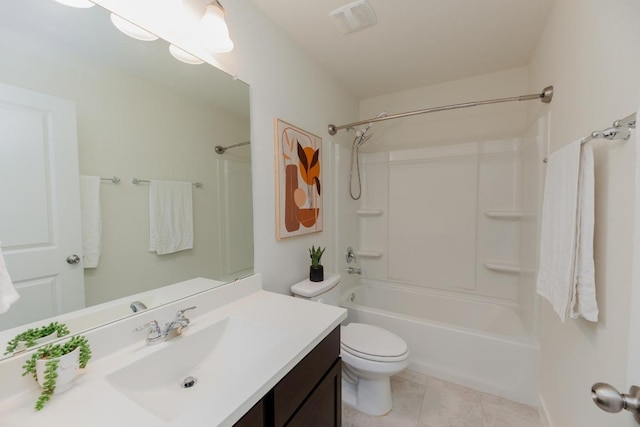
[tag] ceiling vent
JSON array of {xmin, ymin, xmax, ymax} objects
[{"xmin": 329, "ymin": 0, "xmax": 377, "ymax": 35}]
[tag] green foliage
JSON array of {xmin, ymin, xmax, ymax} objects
[
  {"xmin": 22, "ymin": 335, "xmax": 92, "ymax": 411},
  {"xmin": 4, "ymin": 322, "xmax": 70, "ymax": 355},
  {"xmin": 309, "ymin": 245, "xmax": 326, "ymax": 267}
]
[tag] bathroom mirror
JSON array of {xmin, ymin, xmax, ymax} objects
[{"xmin": 0, "ymin": 0, "xmax": 252, "ymax": 358}]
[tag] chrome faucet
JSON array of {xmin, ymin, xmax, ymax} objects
[
  {"xmin": 130, "ymin": 301, "xmax": 148, "ymax": 313},
  {"xmin": 163, "ymin": 306, "xmax": 196, "ymax": 339},
  {"xmin": 134, "ymin": 306, "xmax": 197, "ymax": 344},
  {"xmin": 348, "ymin": 267, "xmax": 362, "ymax": 275}
]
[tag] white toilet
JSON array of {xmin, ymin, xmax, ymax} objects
[{"xmin": 291, "ymin": 274, "xmax": 409, "ymax": 416}]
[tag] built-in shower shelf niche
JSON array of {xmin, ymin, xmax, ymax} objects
[
  {"xmin": 484, "ymin": 210, "xmax": 525, "ymax": 220},
  {"xmin": 356, "ymin": 209, "xmax": 384, "ymax": 217},
  {"xmin": 483, "ymin": 260, "xmax": 522, "ymax": 274},
  {"xmin": 356, "ymin": 250, "xmax": 383, "ymax": 258}
]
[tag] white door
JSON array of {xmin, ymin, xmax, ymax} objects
[
  {"xmin": 623, "ymin": 115, "xmax": 640, "ymax": 426},
  {"xmin": 0, "ymin": 82, "xmax": 84, "ymax": 329}
]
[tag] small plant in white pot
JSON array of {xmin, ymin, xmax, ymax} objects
[
  {"xmin": 4, "ymin": 322, "xmax": 70, "ymax": 355},
  {"xmin": 22, "ymin": 335, "xmax": 92, "ymax": 410},
  {"xmin": 309, "ymin": 245, "xmax": 326, "ymax": 282}
]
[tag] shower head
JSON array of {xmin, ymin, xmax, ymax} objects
[
  {"xmin": 356, "ymin": 133, "xmax": 372, "ymax": 146},
  {"xmin": 354, "ymin": 111, "xmax": 387, "ymax": 146},
  {"xmin": 214, "ymin": 145, "xmax": 226, "ymax": 154}
]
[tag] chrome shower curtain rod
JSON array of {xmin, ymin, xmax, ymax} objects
[
  {"xmin": 327, "ymin": 86, "xmax": 554, "ymax": 136},
  {"xmin": 215, "ymin": 141, "xmax": 251, "ymax": 154}
]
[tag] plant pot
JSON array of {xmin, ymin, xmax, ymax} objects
[
  {"xmin": 14, "ymin": 331, "xmax": 58, "ymax": 353},
  {"xmin": 310, "ymin": 265, "xmax": 324, "ymax": 282},
  {"xmin": 36, "ymin": 346, "xmax": 80, "ymax": 395}
]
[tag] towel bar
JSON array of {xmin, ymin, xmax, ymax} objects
[{"xmin": 131, "ymin": 178, "xmax": 203, "ymax": 188}]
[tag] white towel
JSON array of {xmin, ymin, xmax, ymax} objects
[
  {"xmin": 149, "ymin": 181, "xmax": 193, "ymax": 255},
  {"xmin": 80, "ymin": 175, "xmax": 102, "ymax": 268},
  {"xmin": 572, "ymin": 143, "xmax": 598, "ymax": 321},
  {"xmin": 536, "ymin": 139, "xmax": 598, "ymax": 322},
  {"xmin": 0, "ymin": 242, "xmax": 19, "ymax": 314}
]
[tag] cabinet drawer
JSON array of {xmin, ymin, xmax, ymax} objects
[{"xmin": 273, "ymin": 327, "xmax": 340, "ymax": 426}]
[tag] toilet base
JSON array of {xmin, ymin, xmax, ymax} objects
[{"xmin": 341, "ymin": 376, "xmax": 392, "ymax": 416}]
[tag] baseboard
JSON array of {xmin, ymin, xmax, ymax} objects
[{"xmin": 538, "ymin": 394, "xmax": 552, "ymax": 427}]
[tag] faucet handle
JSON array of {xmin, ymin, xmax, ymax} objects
[
  {"xmin": 176, "ymin": 306, "xmax": 196, "ymax": 317},
  {"xmin": 133, "ymin": 320, "xmax": 159, "ymax": 332},
  {"xmin": 133, "ymin": 320, "xmax": 162, "ymax": 339}
]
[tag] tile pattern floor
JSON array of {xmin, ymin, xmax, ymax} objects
[{"xmin": 342, "ymin": 370, "xmax": 543, "ymax": 427}]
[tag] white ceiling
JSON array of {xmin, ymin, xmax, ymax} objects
[{"xmin": 251, "ymin": 0, "xmax": 556, "ymax": 99}]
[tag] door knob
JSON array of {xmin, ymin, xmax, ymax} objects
[
  {"xmin": 592, "ymin": 382, "xmax": 640, "ymax": 424},
  {"xmin": 66, "ymin": 254, "xmax": 81, "ymax": 265}
]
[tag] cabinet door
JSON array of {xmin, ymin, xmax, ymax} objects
[
  {"xmin": 234, "ymin": 399, "xmax": 265, "ymax": 427},
  {"xmin": 274, "ymin": 327, "xmax": 340, "ymax": 426},
  {"xmin": 286, "ymin": 359, "xmax": 342, "ymax": 427}
]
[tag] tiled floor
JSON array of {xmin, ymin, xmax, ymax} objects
[{"xmin": 342, "ymin": 370, "xmax": 542, "ymax": 427}]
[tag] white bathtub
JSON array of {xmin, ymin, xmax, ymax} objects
[{"xmin": 341, "ymin": 280, "xmax": 539, "ymax": 405}]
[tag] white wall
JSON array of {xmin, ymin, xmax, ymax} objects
[
  {"xmin": 0, "ymin": 31, "xmax": 249, "ymax": 306},
  {"xmin": 359, "ymin": 67, "xmax": 530, "ymax": 151},
  {"xmin": 93, "ymin": 0, "xmax": 359, "ymax": 295},
  {"xmin": 225, "ymin": 1, "xmax": 359, "ymax": 294},
  {"xmin": 527, "ymin": 0, "xmax": 640, "ymax": 425}
]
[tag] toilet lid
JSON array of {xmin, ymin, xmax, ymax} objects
[{"xmin": 341, "ymin": 323, "xmax": 408, "ymax": 359}]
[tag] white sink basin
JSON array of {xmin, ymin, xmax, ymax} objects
[{"xmin": 106, "ymin": 317, "xmax": 287, "ymax": 421}]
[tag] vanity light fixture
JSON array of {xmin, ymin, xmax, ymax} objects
[
  {"xmin": 169, "ymin": 45, "xmax": 204, "ymax": 65},
  {"xmin": 200, "ymin": 1, "xmax": 234, "ymax": 53},
  {"xmin": 110, "ymin": 13, "xmax": 159, "ymax": 42},
  {"xmin": 52, "ymin": 0, "xmax": 95, "ymax": 8}
]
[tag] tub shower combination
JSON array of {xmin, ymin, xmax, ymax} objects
[
  {"xmin": 330, "ymin": 90, "xmax": 554, "ymax": 407},
  {"xmin": 338, "ymin": 134, "xmax": 544, "ymax": 406}
]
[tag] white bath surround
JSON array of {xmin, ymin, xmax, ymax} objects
[{"xmin": 357, "ymin": 138, "xmax": 531, "ymax": 302}]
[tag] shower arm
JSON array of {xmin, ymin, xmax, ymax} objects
[{"xmin": 327, "ymin": 86, "xmax": 554, "ymax": 136}]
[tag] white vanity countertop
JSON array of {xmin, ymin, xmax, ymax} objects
[{"xmin": 0, "ymin": 283, "xmax": 347, "ymax": 426}]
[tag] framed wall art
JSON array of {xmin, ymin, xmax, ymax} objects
[{"xmin": 275, "ymin": 119, "xmax": 323, "ymax": 239}]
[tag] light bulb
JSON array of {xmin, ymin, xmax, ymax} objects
[
  {"xmin": 52, "ymin": 0, "xmax": 95, "ymax": 8},
  {"xmin": 110, "ymin": 14, "xmax": 159, "ymax": 42},
  {"xmin": 169, "ymin": 45, "xmax": 204, "ymax": 65},
  {"xmin": 200, "ymin": 4, "xmax": 234, "ymax": 53}
]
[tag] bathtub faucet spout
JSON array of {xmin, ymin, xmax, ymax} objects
[{"xmin": 348, "ymin": 267, "xmax": 362, "ymax": 275}]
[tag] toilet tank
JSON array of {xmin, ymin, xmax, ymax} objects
[{"xmin": 290, "ymin": 274, "xmax": 341, "ymax": 306}]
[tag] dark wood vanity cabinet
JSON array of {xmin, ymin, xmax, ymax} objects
[{"xmin": 234, "ymin": 326, "xmax": 341, "ymax": 427}]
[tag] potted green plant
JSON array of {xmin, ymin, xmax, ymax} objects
[
  {"xmin": 22, "ymin": 335, "xmax": 92, "ymax": 411},
  {"xmin": 4, "ymin": 322, "xmax": 70, "ymax": 355},
  {"xmin": 309, "ymin": 245, "xmax": 326, "ymax": 282}
]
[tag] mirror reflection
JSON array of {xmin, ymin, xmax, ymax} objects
[{"xmin": 0, "ymin": 0, "xmax": 252, "ymax": 358}]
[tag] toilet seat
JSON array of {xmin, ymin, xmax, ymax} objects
[{"xmin": 341, "ymin": 323, "xmax": 409, "ymax": 363}]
